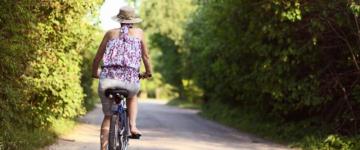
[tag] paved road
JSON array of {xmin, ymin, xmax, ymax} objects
[{"xmin": 46, "ymin": 100, "xmax": 290, "ymax": 150}]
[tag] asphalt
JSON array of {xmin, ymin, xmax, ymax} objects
[{"xmin": 45, "ymin": 100, "xmax": 291, "ymax": 150}]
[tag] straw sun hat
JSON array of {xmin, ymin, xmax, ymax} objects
[{"xmin": 112, "ymin": 6, "xmax": 142, "ymax": 24}]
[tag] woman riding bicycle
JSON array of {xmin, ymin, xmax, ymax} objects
[{"xmin": 91, "ymin": 6, "xmax": 152, "ymax": 150}]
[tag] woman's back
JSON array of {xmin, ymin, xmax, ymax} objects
[{"xmin": 100, "ymin": 24, "xmax": 143, "ymax": 83}]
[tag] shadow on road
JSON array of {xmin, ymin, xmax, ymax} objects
[{"xmin": 47, "ymin": 100, "xmax": 290, "ymax": 150}]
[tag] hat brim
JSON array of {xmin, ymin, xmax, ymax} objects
[{"xmin": 112, "ymin": 16, "xmax": 142, "ymax": 23}]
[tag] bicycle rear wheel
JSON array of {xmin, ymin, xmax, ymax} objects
[
  {"xmin": 119, "ymin": 110, "xmax": 129, "ymax": 150},
  {"xmin": 109, "ymin": 114, "xmax": 120, "ymax": 150}
]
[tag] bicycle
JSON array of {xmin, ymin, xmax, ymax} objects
[{"xmin": 106, "ymin": 72, "xmax": 151, "ymax": 150}]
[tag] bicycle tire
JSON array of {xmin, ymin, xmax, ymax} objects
[
  {"xmin": 109, "ymin": 114, "xmax": 120, "ymax": 150},
  {"xmin": 120, "ymin": 110, "xmax": 129, "ymax": 150}
]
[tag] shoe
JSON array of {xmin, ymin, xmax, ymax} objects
[
  {"xmin": 129, "ymin": 133, "xmax": 141, "ymax": 139},
  {"xmin": 129, "ymin": 125, "xmax": 142, "ymax": 139}
]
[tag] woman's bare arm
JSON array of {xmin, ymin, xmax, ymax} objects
[
  {"xmin": 139, "ymin": 29, "xmax": 152, "ymax": 75},
  {"xmin": 92, "ymin": 32, "xmax": 110, "ymax": 78}
]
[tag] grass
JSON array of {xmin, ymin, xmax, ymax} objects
[
  {"xmin": 0, "ymin": 126, "xmax": 56, "ymax": 150},
  {"xmin": 166, "ymin": 98, "xmax": 201, "ymax": 109},
  {"xmin": 167, "ymin": 98, "xmax": 360, "ymax": 150},
  {"xmin": 1, "ymin": 116, "xmax": 82, "ymax": 150},
  {"xmin": 3, "ymin": 119, "xmax": 77, "ymax": 150},
  {"xmin": 199, "ymin": 100, "xmax": 360, "ymax": 150},
  {"xmin": 50, "ymin": 118, "xmax": 77, "ymax": 136}
]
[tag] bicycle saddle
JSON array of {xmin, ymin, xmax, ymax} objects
[{"xmin": 105, "ymin": 88, "xmax": 129, "ymax": 99}]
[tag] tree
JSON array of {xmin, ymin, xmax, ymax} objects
[
  {"xmin": 185, "ymin": 0, "xmax": 360, "ymax": 135},
  {"xmin": 0, "ymin": 0, "xmax": 102, "ymax": 148},
  {"xmin": 140, "ymin": 0, "xmax": 196, "ymax": 99}
]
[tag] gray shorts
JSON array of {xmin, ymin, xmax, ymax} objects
[{"xmin": 98, "ymin": 78, "xmax": 140, "ymax": 115}]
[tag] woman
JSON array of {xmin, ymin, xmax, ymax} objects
[{"xmin": 91, "ymin": 6, "xmax": 152, "ymax": 150}]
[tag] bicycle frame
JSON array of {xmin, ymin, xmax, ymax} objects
[
  {"xmin": 111, "ymin": 97, "xmax": 127, "ymax": 114},
  {"xmin": 109, "ymin": 95, "xmax": 129, "ymax": 150}
]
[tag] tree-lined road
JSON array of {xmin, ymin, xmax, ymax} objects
[{"xmin": 46, "ymin": 100, "xmax": 290, "ymax": 150}]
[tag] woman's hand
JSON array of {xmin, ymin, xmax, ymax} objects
[
  {"xmin": 92, "ymin": 68, "xmax": 101, "ymax": 78},
  {"xmin": 139, "ymin": 72, "xmax": 152, "ymax": 79},
  {"xmin": 92, "ymin": 73, "xmax": 99, "ymax": 78}
]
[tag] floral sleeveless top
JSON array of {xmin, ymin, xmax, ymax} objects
[{"xmin": 100, "ymin": 24, "xmax": 142, "ymax": 84}]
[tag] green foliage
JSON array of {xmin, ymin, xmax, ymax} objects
[
  {"xmin": 140, "ymin": 0, "xmax": 195, "ymax": 44},
  {"xmin": 0, "ymin": 127, "xmax": 56, "ymax": 150},
  {"xmin": 166, "ymin": 98, "xmax": 201, "ymax": 110},
  {"xmin": 185, "ymin": 0, "xmax": 360, "ymax": 133},
  {"xmin": 80, "ymin": 26, "xmax": 102, "ymax": 111},
  {"xmin": 321, "ymin": 135, "xmax": 353, "ymax": 150},
  {"xmin": 0, "ymin": 0, "xmax": 102, "ymax": 149},
  {"xmin": 201, "ymin": 99, "xmax": 360, "ymax": 150},
  {"xmin": 140, "ymin": 0, "xmax": 197, "ymax": 99},
  {"xmin": 140, "ymin": 0, "xmax": 360, "ymax": 149},
  {"xmin": 49, "ymin": 118, "xmax": 77, "ymax": 135}
]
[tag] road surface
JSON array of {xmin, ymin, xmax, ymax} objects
[{"xmin": 46, "ymin": 100, "xmax": 290, "ymax": 150}]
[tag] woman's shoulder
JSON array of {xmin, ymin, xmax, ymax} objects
[
  {"xmin": 130, "ymin": 28, "xmax": 144, "ymax": 40},
  {"xmin": 105, "ymin": 28, "xmax": 121, "ymax": 38},
  {"xmin": 107, "ymin": 28, "xmax": 121, "ymax": 32},
  {"xmin": 133, "ymin": 27, "xmax": 143, "ymax": 32}
]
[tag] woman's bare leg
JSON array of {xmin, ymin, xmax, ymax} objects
[
  {"xmin": 127, "ymin": 96, "xmax": 142, "ymax": 134},
  {"xmin": 100, "ymin": 115, "xmax": 111, "ymax": 150}
]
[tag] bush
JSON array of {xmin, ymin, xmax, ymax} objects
[
  {"xmin": 185, "ymin": 0, "xmax": 360, "ymax": 134},
  {"xmin": 0, "ymin": 0, "xmax": 102, "ymax": 149}
]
